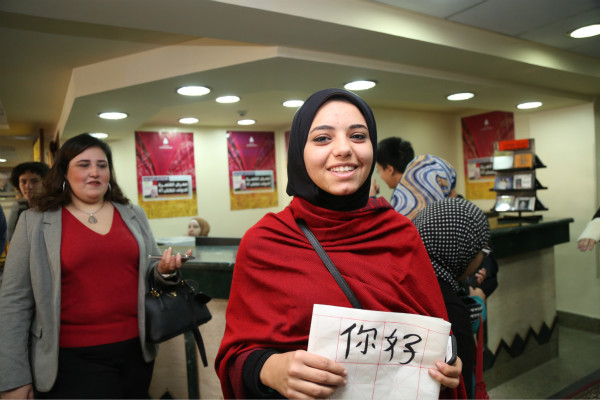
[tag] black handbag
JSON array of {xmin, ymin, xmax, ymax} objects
[{"xmin": 145, "ymin": 277, "xmax": 212, "ymax": 366}]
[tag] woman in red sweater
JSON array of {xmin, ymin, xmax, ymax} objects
[
  {"xmin": 0, "ymin": 134, "xmax": 188, "ymax": 399},
  {"xmin": 215, "ymin": 88, "xmax": 464, "ymax": 399}
]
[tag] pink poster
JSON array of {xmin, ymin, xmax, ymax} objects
[
  {"xmin": 227, "ymin": 131, "xmax": 277, "ymax": 210},
  {"xmin": 135, "ymin": 131, "xmax": 197, "ymax": 218},
  {"xmin": 461, "ymin": 111, "xmax": 514, "ymax": 199}
]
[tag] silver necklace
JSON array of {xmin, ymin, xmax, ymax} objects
[{"xmin": 71, "ymin": 202, "xmax": 105, "ymax": 224}]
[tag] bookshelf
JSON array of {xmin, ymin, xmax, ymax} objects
[{"xmin": 491, "ymin": 139, "xmax": 547, "ymax": 222}]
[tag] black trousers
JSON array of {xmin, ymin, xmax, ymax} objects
[{"xmin": 37, "ymin": 337, "xmax": 154, "ymax": 399}]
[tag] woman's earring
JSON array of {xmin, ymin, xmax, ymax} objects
[
  {"xmin": 62, "ymin": 181, "xmax": 66, "ymax": 191},
  {"xmin": 108, "ymin": 183, "xmax": 112, "ymax": 193}
]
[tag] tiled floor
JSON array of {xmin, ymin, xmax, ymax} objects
[{"xmin": 487, "ymin": 326, "xmax": 600, "ymax": 399}]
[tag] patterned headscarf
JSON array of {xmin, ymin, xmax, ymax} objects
[
  {"xmin": 286, "ymin": 88, "xmax": 377, "ymax": 211},
  {"xmin": 413, "ymin": 197, "xmax": 490, "ymax": 293},
  {"xmin": 391, "ymin": 154, "xmax": 457, "ymax": 220}
]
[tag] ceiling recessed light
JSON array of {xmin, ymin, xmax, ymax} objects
[
  {"xmin": 283, "ymin": 100, "xmax": 304, "ymax": 108},
  {"xmin": 569, "ymin": 24, "xmax": 600, "ymax": 38},
  {"xmin": 98, "ymin": 112, "xmax": 128, "ymax": 120},
  {"xmin": 447, "ymin": 92, "xmax": 475, "ymax": 101},
  {"xmin": 179, "ymin": 117, "xmax": 199, "ymax": 124},
  {"xmin": 216, "ymin": 95, "xmax": 240, "ymax": 103},
  {"xmin": 177, "ymin": 86, "xmax": 211, "ymax": 96},
  {"xmin": 89, "ymin": 132, "xmax": 108, "ymax": 139},
  {"xmin": 344, "ymin": 80, "xmax": 376, "ymax": 90},
  {"xmin": 237, "ymin": 119, "xmax": 256, "ymax": 126},
  {"xmin": 517, "ymin": 101, "xmax": 543, "ymax": 110},
  {"xmin": 0, "ymin": 158, "xmax": 6, "ymax": 162}
]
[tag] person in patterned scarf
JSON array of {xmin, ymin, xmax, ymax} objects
[{"xmin": 414, "ymin": 197, "xmax": 491, "ymax": 399}]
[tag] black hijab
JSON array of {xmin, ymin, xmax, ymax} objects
[{"xmin": 286, "ymin": 88, "xmax": 377, "ymax": 211}]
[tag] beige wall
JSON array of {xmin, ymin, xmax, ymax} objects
[
  {"xmin": 372, "ymin": 108, "xmax": 464, "ymax": 200},
  {"xmin": 111, "ymin": 107, "xmax": 462, "ymax": 239},
  {"xmin": 514, "ymin": 103, "xmax": 599, "ymax": 319},
  {"xmin": 110, "ymin": 126, "xmax": 291, "ymax": 238},
  {"xmin": 107, "ymin": 102, "xmax": 599, "ymax": 319}
]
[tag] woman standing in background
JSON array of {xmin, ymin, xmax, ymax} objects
[{"xmin": 0, "ymin": 134, "xmax": 189, "ymax": 399}]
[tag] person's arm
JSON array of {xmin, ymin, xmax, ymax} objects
[
  {"xmin": 468, "ymin": 288, "xmax": 487, "ymax": 332},
  {"xmin": 242, "ymin": 350, "xmax": 284, "ymax": 398},
  {"xmin": 0, "ymin": 205, "xmax": 6, "ymax": 253},
  {"xmin": 1, "ymin": 384, "xmax": 34, "ymax": 399},
  {"xmin": 577, "ymin": 218, "xmax": 600, "ymax": 252},
  {"xmin": 5, "ymin": 205, "xmax": 19, "ymax": 243},
  {"xmin": 0, "ymin": 213, "xmax": 35, "ymax": 393},
  {"xmin": 259, "ymin": 350, "xmax": 348, "ymax": 399},
  {"xmin": 130, "ymin": 204, "xmax": 190, "ymax": 286}
]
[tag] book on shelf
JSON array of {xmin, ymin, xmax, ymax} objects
[
  {"xmin": 513, "ymin": 173, "xmax": 533, "ymax": 189},
  {"xmin": 513, "ymin": 152, "xmax": 533, "ymax": 168},
  {"xmin": 497, "ymin": 139, "xmax": 533, "ymax": 151},
  {"xmin": 494, "ymin": 175, "xmax": 513, "ymax": 190},
  {"xmin": 515, "ymin": 196, "xmax": 535, "ymax": 211},
  {"xmin": 492, "ymin": 151, "xmax": 514, "ymax": 170},
  {"xmin": 494, "ymin": 195, "xmax": 515, "ymax": 212}
]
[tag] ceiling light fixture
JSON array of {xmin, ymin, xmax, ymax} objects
[
  {"xmin": 0, "ymin": 158, "xmax": 6, "ymax": 163},
  {"xmin": 177, "ymin": 86, "xmax": 211, "ymax": 96},
  {"xmin": 283, "ymin": 100, "xmax": 304, "ymax": 108},
  {"xmin": 216, "ymin": 95, "xmax": 240, "ymax": 103},
  {"xmin": 179, "ymin": 117, "xmax": 199, "ymax": 124},
  {"xmin": 517, "ymin": 101, "xmax": 543, "ymax": 110},
  {"xmin": 98, "ymin": 112, "xmax": 128, "ymax": 120},
  {"xmin": 569, "ymin": 24, "xmax": 600, "ymax": 38},
  {"xmin": 89, "ymin": 132, "xmax": 108, "ymax": 139},
  {"xmin": 447, "ymin": 92, "xmax": 475, "ymax": 101},
  {"xmin": 344, "ymin": 80, "xmax": 376, "ymax": 90},
  {"xmin": 237, "ymin": 119, "xmax": 256, "ymax": 126}
]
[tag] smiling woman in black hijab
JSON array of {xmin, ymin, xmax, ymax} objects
[
  {"xmin": 286, "ymin": 88, "xmax": 377, "ymax": 211},
  {"xmin": 216, "ymin": 88, "xmax": 464, "ymax": 399}
]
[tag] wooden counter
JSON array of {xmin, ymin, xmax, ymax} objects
[{"xmin": 484, "ymin": 218, "xmax": 573, "ymax": 388}]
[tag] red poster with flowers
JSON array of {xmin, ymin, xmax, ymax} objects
[{"xmin": 135, "ymin": 131, "xmax": 197, "ymax": 218}]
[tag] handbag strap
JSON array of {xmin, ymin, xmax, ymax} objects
[
  {"xmin": 190, "ymin": 324, "xmax": 208, "ymax": 367},
  {"xmin": 184, "ymin": 281, "xmax": 209, "ymax": 367},
  {"xmin": 476, "ymin": 315, "xmax": 485, "ymax": 382},
  {"xmin": 296, "ymin": 219, "xmax": 363, "ymax": 309}
]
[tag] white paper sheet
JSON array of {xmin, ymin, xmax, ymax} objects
[{"xmin": 307, "ymin": 304, "xmax": 452, "ymax": 400}]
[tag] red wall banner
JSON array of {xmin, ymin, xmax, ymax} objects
[
  {"xmin": 227, "ymin": 131, "xmax": 277, "ymax": 210},
  {"xmin": 462, "ymin": 111, "xmax": 514, "ymax": 199},
  {"xmin": 135, "ymin": 131, "xmax": 197, "ymax": 218}
]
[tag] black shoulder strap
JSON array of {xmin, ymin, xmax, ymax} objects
[{"xmin": 296, "ymin": 219, "xmax": 363, "ymax": 309}]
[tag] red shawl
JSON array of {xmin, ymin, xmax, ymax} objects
[{"xmin": 215, "ymin": 197, "xmax": 463, "ymax": 398}]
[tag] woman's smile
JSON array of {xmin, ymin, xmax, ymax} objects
[{"xmin": 328, "ymin": 164, "xmax": 357, "ymax": 174}]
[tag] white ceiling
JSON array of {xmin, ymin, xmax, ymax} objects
[{"xmin": 0, "ymin": 0, "xmax": 599, "ymax": 165}]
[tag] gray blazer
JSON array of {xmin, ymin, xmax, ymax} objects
[{"xmin": 0, "ymin": 202, "xmax": 169, "ymax": 393}]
